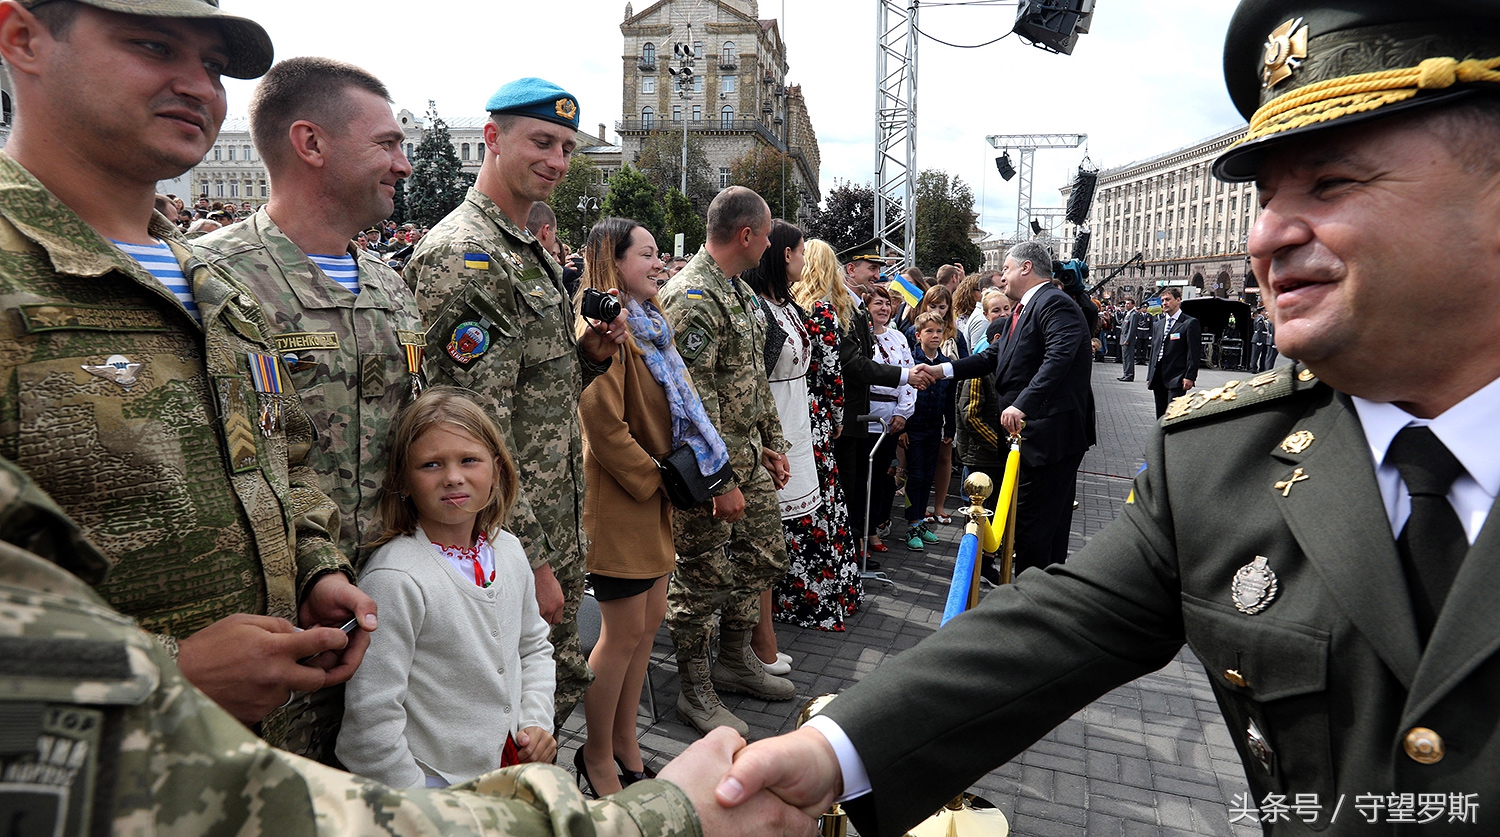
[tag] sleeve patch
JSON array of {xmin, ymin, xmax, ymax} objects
[
  {"xmin": 463, "ymin": 253, "xmax": 491, "ymax": 270},
  {"xmin": 678, "ymin": 327, "xmax": 711, "ymax": 361}
]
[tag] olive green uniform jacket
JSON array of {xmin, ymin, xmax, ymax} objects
[
  {"xmin": 0, "ymin": 456, "xmax": 702, "ymax": 837},
  {"xmin": 194, "ymin": 210, "xmax": 426, "ymax": 563},
  {"xmin": 825, "ymin": 364, "xmax": 1499, "ymax": 836}
]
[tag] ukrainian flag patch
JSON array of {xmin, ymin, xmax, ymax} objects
[
  {"xmin": 685, "ymin": 289, "xmax": 705, "ymax": 300},
  {"xmin": 464, "ymin": 252, "xmax": 491, "ymax": 270}
]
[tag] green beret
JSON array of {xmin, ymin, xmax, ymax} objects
[
  {"xmin": 23, "ymin": 0, "xmax": 272, "ymax": 79},
  {"xmin": 484, "ymin": 77, "xmax": 580, "ymax": 130},
  {"xmin": 1213, "ymin": 0, "xmax": 1500, "ymax": 182}
]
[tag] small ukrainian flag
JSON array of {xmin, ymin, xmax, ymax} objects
[
  {"xmin": 888, "ymin": 272, "xmax": 922, "ymax": 307},
  {"xmin": 685, "ymin": 289, "xmax": 705, "ymax": 300},
  {"xmin": 464, "ymin": 252, "xmax": 491, "ymax": 270}
]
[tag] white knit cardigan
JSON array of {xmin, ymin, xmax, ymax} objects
[{"xmin": 336, "ymin": 525, "xmax": 555, "ymax": 787}]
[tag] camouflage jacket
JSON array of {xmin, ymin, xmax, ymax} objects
[
  {"xmin": 194, "ymin": 211, "xmax": 425, "ymax": 564},
  {"xmin": 658, "ymin": 251, "xmax": 787, "ymax": 490},
  {"xmin": 0, "ymin": 456, "xmax": 704, "ymax": 837},
  {"xmin": 405, "ymin": 188, "xmax": 607, "ymax": 571},
  {"xmin": 0, "ymin": 151, "xmax": 349, "ymax": 641}
]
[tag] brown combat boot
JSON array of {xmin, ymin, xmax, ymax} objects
[
  {"xmin": 711, "ymin": 628, "xmax": 797, "ymax": 701},
  {"xmin": 676, "ymin": 654, "xmax": 749, "ymax": 737}
]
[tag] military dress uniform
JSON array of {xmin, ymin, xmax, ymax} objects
[
  {"xmin": 658, "ymin": 250, "xmax": 792, "ymax": 731},
  {"xmin": 0, "ymin": 457, "xmax": 703, "ymax": 837},
  {"xmin": 406, "ymin": 187, "xmax": 604, "ymax": 725},
  {"xmin": 0, "ymin": 152, "xmax": 352, "ymax": 754},
  {"xmin": 194, "ymin": 210, "xmax": 426, "ymax": 563}
]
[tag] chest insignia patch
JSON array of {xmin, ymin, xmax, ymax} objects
[
  {"xmin": 447, "ymin": 319, "xmax": 493, "ymax": 365},
  {"xmin": 82, "ymin": 354, "xmax": 143, "ymax": 389},
  {"xmin": 1280, "ymin": 430, "xmax": 1315, "ymax": 455},
  {"xmin": 1232, "ymin": 555, "xmax": 1279, "ymax": 615}
]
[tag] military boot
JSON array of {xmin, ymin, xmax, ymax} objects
[
  {"xmin": 676, "ymin": 654, "xmax": 749, "ymax": 737},
  {"xmin": 711, "ymin": 628, "xmax": 797, "ymax": 700}
]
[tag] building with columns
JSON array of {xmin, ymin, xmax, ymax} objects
[
  {"xmin": 1060, "ymin": 126, "xmax": 1260, "ymax": 303},
  {"xmin": 187, "ymin": 110, "xmax": 619, "ymax": 212},
  {"xmin": 617, "ymin": 0, "xmax": 821, "ymax": 219}
]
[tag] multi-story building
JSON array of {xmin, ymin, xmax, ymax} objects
[
  {"xmin": 1059, "ymin": 127, "xmax": 1260, "ymax": 302},
  {"xmin": 0, "ymin": 71, "xmax": 13, "ymax": 149},
  {"xmin": 188, "ymin": 111, "xmax": 620, "ymax": 210},
  {"xmin": 617, "ymin": 0, "xmax": 821, "ymax": 220}
]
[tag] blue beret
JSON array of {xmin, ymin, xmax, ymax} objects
[{"xmin": 484, "ymin": 77, "xmax": 580, "ymax": 130}]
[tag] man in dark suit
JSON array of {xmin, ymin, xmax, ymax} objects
[
  {"xmin": 831, "ymin": 243, "xmax": 926, "ymax": 565},
  {"xmin": 1116, "ymin": 296, "xmax": 1145, "ymax": 381},
  {"xmin": 713, "ymin": 2, "xmax": 1500, "ymax": 835},
  {"xmin": 912, "ymin": 241, "xmax": 1093, "ymax": 572},
  {"xmin": 1146, "ymin": 286, "xmax": 1201, "ymax": 417}
]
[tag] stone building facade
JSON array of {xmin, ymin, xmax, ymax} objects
[
  {"xmin": 617, "ymin": 0, "xmax": 821, "ymax": 219},
  {"xmin": 187, "ymin": 110, "xmax": 619, "ymax": 212},
  {"xmin": 1060, "ymin": 127, "xmax": 1260, "ymax": 302}
]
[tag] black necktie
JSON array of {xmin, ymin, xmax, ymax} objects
[{"xmin": 1387, "ymin": 426, "xmax": 1469, "ymax": 644}]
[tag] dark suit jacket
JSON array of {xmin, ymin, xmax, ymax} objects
[
  {"xmin": 1119, "ymin": 309, "xmax": 1145, "ymax": 346},
  {"xmin": 839, "ymin": 300, "xmax": 903, "ymax": 438},
  {"xmin": 829, "ymin": 364, "xmax": 1500, "ymax": 836},
  {"xmin": 949, "ymin": 283, "xmax": 1093, "ymax": 468},
  {"xmin": 1147, "ymin": 311, "xmax": 1201, "ymax": 391}
]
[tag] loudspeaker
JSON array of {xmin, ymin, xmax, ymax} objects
[{"xmin": 1013, "ymin": 0, "xmax": 1097, "ymax": 55}]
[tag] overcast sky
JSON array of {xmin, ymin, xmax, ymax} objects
[{"xmin": 220, "ymin": 0, "xmax": 1245, "ymax": 238}]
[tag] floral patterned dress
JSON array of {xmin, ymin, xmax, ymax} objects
[{"xmin": 771, "ymin": 299, "xmax": 862, "ymax": 630}]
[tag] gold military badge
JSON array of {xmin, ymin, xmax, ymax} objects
[
  {"xmin": 1262, "ymin": 17, "xmax": 1309, "ymax": 89},
  {"xmin": 1279, "ymin": 430, "xmax": 1315, "ymax": 455},
  {"xmin": 555, "ymin": 98, "xmax": 578, "ymax": 121}
]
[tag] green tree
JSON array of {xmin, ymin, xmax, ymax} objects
[
  {"xmin": 634, "ymin": 130, "xmax": 714, "ymax": 213},
  {"xmin": 550, "ymin": 154, "xmax": 602, "ymax": 248},
  {"xmin": 805, "ymin": 180, "xmax": 882, "ymax": 254},
  {"xmin": 406, "ymin": 102, "xmax": 474, "ymax": 228},
  {"xmin": 662, "ymin": 188, "xmax": 706, "ymax": 256},
  {"xmin": 601, "ymin": 164, "xmax": 667, "ymax": 248},
  {"xmin": 390, "ymin": 177, "xmax": 408, "ymax": 226},
  {"xmin": 914, "ymin": 169, "xmax": 983, "ymax": 272},
  {"xmin": 728, "ymin": 146, "xmax": 800, "ymax": 222}
]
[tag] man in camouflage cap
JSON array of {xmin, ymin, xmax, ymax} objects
[
  {"xmin": 0, "ymin": 456, "xmax": 815, "ymax": 837},
  {"xmin": 714, "ymin": 2, "xmax": 1500, "ymax": 834},
  {"xmin": 405, "ymin": 76, "xmax": 628, "ymax": 728},
  {"xmin": 0, "ymin": 0, "xmax": 374, "ymax": 746},
  {"xmin": 658, "ymin": 186, "xmax": 795, "ymax": 737},
  {"xmin": 195, "ymin": 57, "xmax": 423, "ymax": 567}
]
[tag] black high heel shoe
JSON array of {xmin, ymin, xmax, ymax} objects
[
  {"xmin": 614, "ymin": 754, "xmax": 657, "ymax": 787},
  {"xmin": 573, "ymin": 747, "xmax": 600, "ymax": 799}
]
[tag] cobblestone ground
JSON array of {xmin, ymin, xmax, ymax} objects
[{"xmin": 563, "ymin": 355, "xmax": 1282, "ymax": 836}]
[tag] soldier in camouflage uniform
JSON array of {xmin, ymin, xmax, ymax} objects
[
  {"xmin": 405, "ymin": 78, "xmax": 628, "ymax": 728},
  {"xmin": 195, "ymin": 58, "xmax": 422, "ymax": 565},
  {"xmin": 0, "ymin": 0, "xmax": 374, "ymax": 749},
  {"xmin": 658, "ymin": 187, "xmax": 796, "ymax": 736},
  {"xmin": 0, "ymin": 457, "xmax": 814, "ymax": 837}
]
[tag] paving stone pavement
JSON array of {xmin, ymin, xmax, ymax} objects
[{"xmin": 562, "ymin": 355, "xmax": 1283, "ymax": 836}]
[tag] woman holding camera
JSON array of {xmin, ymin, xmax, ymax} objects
[{"xmin": 574, "ymin": 217, "xmax": 730, "ymax": 796}]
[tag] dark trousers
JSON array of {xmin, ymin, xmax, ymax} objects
[
  {"xmin": 835, "ymin": 433, "xmax": 878, "ymax": 544},
  {"xmin": 1119, "ymin": 341, "xmax": 1136, "ymax": 380},
  {"xmin": 1152, "ymin": 384, "xmax": 1185, "ymax": 418},
  {"xmin": 868, "ymin": 433, "xmax": 901, "ymax": 533},
  {"xmin": 1013, "ymin": 450, "xmax": 1085, "ymax": 574},
  {"xmin": 903, "ymin": 433, "xmax": 943, "ymax": 525}
]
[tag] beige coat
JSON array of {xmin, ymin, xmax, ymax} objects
[{"xmin": 579, "ymin": 346, "xmax": 675, "ymax": 578}]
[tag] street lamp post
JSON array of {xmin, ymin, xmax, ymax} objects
[
  {"xmin": 577, "ymin": 194, "xmax": 600, "ymax": 245},
  {"xmin": 668, "ymin": 24, "xmax": 695, "ymax": 196}
]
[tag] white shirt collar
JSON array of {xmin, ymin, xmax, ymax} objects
[{"xmin": 1017, "ymin": 281, "xmax": 1044, "ymax": 308}]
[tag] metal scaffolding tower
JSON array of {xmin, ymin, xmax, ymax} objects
[
  {"xmin": 875, "ymin": 0, "xmax": 918, "ymax": 269},
  {"xmin": 986, "ymin": 133, "xmax": 1086, "ymax": 241}
]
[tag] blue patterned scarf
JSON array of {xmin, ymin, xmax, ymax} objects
[{"xmin": 625, "ymin": 298, "xmax": 730, "ymax": 477}]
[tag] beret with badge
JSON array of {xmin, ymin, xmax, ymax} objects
[
  {"xmin": 1214, "ymin": 0, "xmax": 1500, "ymax": 181},
  {"xmin": 22, "ymin": 0, "xmax": 272, "ymax": 79},
  {"xmin": 484, "ymin": 77, "xmax": 580, "ymax": 131}
]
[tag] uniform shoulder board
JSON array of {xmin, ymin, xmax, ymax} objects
[{"xmin": 1161, "ymin": 363, "xmax": 1320, "ymax": 428}]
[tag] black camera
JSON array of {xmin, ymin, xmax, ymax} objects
[{"xmin": 581, "ymin": 287, "xmax": 621, "ymax": 323}]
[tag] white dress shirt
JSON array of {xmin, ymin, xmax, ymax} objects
[{"xmin": 811, "ymin": 373, "xmax": 1500, "ymax": 801}]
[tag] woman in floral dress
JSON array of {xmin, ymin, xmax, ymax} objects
[{"xmin": 743, "ymin": 226, "xmax": 861, "ymax": 632}]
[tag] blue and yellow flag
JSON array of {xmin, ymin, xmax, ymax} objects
[
  {"xmin": 464, "ymin": 252, "xmax": 491, "ymax": 270},
  {"xmin": 888, "ymin": 272, "xmax": 922, "ymax": 307}
]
